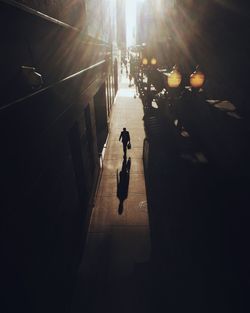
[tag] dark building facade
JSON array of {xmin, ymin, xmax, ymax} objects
[
  {"xmin": 137, "ymin": 2, "xmax": 250, "ymax": 312},
  {"xmin": 0, "ymin": 1, "xmax": 123, "ymax": 312}
]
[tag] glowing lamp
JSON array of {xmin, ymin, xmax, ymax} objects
[
  {"xmin": 151, "ymin": 57, "xmax": 157, "ymax": 65},
  {"xmin": 190, "ymin": 70, "xmax": 205, "ymax": 88},
  {"xmin": 142, "ymin": 57, "xmax": 148, "ymax": 65},
  {"xmin": 167, "ymin": 68, "xmax": 182, "ymax": 88}
]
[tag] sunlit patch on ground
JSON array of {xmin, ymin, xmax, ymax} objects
[
  {"xmin": 207, "ymin": 99, "xmax": 242, "ymax": 119},
  {"xmin": 139, "ymin": 200, "xmax": 148, "ymax": 211},
  {"xmin": 214, "ymin": 100, "xmax": 236, "ymax": 111},
  {"xmin": 118, "ymin": 88, "xmax": 135, "ymax": 97},
  {"xmin": 195, "ymin": 152, "xmax": 208, "ymax": 163},
  {"xmin": 181, "ymin": 130, "xmax": 190, "ymax": 137},
  {"xmin": 152, "ymin": 101, "xmax": 158, "ymax": 109},
  {"xmin": 227, "ymin": 112, "xmax": 242, "ymax": 119},
  {"xmin": 180, "ymin": 152, "xmax": 208, "ymax": 164}
]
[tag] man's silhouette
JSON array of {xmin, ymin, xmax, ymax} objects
[
  {"xmin": 117, "ymin": 156, "xmax": 131, "ymax": 215},
  {"xmin": 119, "ymin": 128, "xmax": 130, "ymax": 156}
]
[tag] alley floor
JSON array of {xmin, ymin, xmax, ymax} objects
[{"xmin": 70, "ymin": 75, "xmax": 151, "ymax": 313}]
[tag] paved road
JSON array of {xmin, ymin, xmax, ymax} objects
[{"xmin": 71, "ymin": 76, "xmax": 151, "ymax": 313}]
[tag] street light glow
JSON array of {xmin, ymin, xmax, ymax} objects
[{"xmin": 190, "ymin": 70, "xmax": 205, "ymax": 88}]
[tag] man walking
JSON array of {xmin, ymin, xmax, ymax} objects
[{"xmin": 119, "ymin": 128, "xmax": 130, "ymax": 155}]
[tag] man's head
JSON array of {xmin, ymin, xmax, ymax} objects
[{"xmin": 123, "ymin": 128, "xmax": 126, "ymax": 131}]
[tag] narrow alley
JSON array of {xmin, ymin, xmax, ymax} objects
[
  {"xmin": 71, "ymin": 75, "xmax": 151, "ymax": 313},
  {"xmin": 1, "ymin": 2, "xmax": 250, "ymax": 313}
]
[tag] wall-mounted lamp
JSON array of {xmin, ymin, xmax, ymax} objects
[
  {"xmin": 150, "ymin": 57, "xmax": 157, "ymax": 65},
  {"xmin": 167, "ymin": 66, "xmax": 182, "ymax": 88},
  {"xmin": 142, "ymin": 57, "xmax": 148, "ymax": 65},
  {"xmin": 190, "ymin": 68, "xmax": 205, "ymax": 89}
]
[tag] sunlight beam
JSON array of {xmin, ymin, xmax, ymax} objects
[{"xmin": 126, "ymin": 0, "xmax": 141, "ymax": 47}]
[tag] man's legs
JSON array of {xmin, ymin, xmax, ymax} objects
[{"xmin": 123, "ymin": 142, "xmax": 127, "ymax": 155}]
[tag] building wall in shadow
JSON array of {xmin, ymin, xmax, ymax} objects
[{"xmin": 0, "ymin": 1, "xmax": 121, "ymax": 312}]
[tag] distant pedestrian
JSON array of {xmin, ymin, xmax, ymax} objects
[
  {"xmin": 119, "ymin": 128, "xmax": 131, "ymax": 156},
  {"xmin": 129, "ymin": 73, "xmax": 132, "ymax": 87},
  {"xmin": 123, "ymin": 58, "xmax": 128, "ymax": 76}
]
